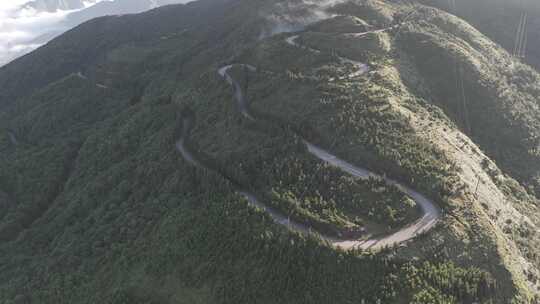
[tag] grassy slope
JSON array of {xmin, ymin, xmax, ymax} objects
[
  {"xmin": 0, "ymin": 0, "xmax": 537, "ymax": 303},
  {"xmin": 419, "ymin": 0, "xmax": 540, "ymax": 72},
  {"xmin": 395, "ymin": 7, "xmax": 540, "ymax": 298},
  {"xmin": 399, "ymin": 7, "xmax": 540, "ymax": 197}
]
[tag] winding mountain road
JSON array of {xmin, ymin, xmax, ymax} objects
[
  {"xmin": 176, "ymin": 28, "xmax": 441, "ymax": 251},
  {"xmin": 285, "ymin": 35, "xmax": 369, "ymax": 78}
]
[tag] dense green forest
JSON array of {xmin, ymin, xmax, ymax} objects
[{"xmin": 0, "ymin": 0, "xmax": 539, "ymax": 303}]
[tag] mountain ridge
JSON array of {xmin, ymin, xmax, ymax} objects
[{"xmin": 0, "ymin": 0, "xmax": 539, "ymax": 303}]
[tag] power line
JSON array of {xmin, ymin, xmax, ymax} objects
[
  {"xmin": 459, "ymin": 66, "xmax": 471, "ymax": 134},
  {"xmin": 520, "ymin": 11, "xmax": 528, "ymax": 58},
  {"xmin": 513, "ymin": 1, "xmax": 528, "ymax": 59},
  {"xmin": 450, "ymin": 0, "xmax": 456, "ymax": 14},
  {"xmin": 517, "ymin": 13, "xmax": 525, "ymax": 56},
  {"xmin": 513, "ymin": 12, "xmax": 524, "ymax": 56},
  {"xmin": 447, "ymin": 0, "xmax": 471, "ymax": 134}
]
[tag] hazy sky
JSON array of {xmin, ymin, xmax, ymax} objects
[
  {"xmin": 0, "ymin": 0, "xmax": 91, "ymax": 66},
  {"xmin": 0, "ymin": 0, "xmax": 194, "ymax": 66}
]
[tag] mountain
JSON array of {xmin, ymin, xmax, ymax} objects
[
  {"xmin": 0, "ymin": 0, "xmax": 539, "ymax": 303},
  {"xmin": 420, "ymin": 0, "xmax": 540, "ymax": 71}
]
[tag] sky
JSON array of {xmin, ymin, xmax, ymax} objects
[{"xmin": 0, "ymin": 0, "xmax": 90, "ymax": 66}]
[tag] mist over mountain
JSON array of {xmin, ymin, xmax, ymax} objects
[{"xmin": 0, "ymin": 0, "xmax": 193, "ymax": 66}]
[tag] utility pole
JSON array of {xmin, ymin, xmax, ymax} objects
[
  {"xmin": 474, "ymin": 175, "xmax": 480, "ymax": 198},
  {"xmin": 288, "ymin": 215, "xmax": 291, "ymax": 229},
  {"xmin": 243, "ymin": 65, "xmax": 250, "ymax": 93}
]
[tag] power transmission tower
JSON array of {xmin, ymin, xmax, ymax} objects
[
  {"xmin": 448, "ymin": 0, "xmax": 471, "ymax": 134},
  {"xmin": 513, "ymin": 1, "xmax": 528, "ymax": 59},
  {"xmin": 520, "ymin": 12, "xmax": 528, "ymax": 58}
]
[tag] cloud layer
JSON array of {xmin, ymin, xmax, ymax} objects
[
  {"xmin": 0, "ymin": 1, "xmax": 90, "ymax": 66},
  {"xmin": 0, "ymin": 0, "xmax": 193, "ymax": 67}
]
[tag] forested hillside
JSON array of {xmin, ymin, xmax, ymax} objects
[{"xmin": 0, "ymin": 0, "xmax": 539, "ymax": 303}]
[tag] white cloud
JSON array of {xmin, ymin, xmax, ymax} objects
[
  {"xmin": 0, "ymin": 0, "xmax": 195, "ymax": 67},
  {"xmin": 0, "ymin": 1, "xmax": 81, "ymax": 66}
]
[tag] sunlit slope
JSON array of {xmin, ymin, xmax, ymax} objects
[{"xmin": 420, "ymin": 0, "xmax": 540, "ymax": 71}]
